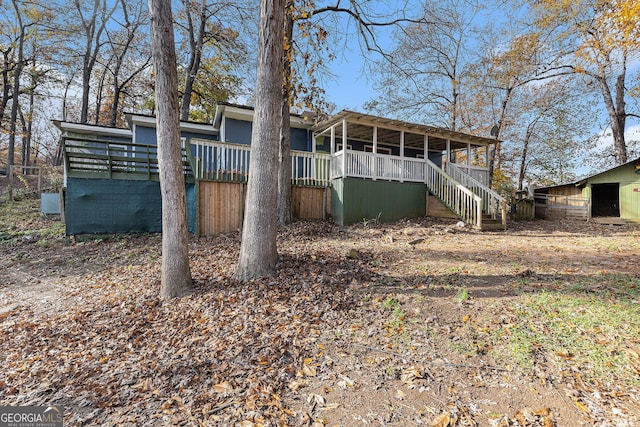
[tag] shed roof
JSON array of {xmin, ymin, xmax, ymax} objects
[
  {"xmin": 575, "ymin": 157, "xmax": 640, "ymax": 185},
  {"xmin": 535, "ymin": 157, "xmax": 640, "ymax": 191}
]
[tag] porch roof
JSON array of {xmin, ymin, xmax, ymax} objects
[{"xmin": 313, "ymin": 110, "xmax": 499, "ymax": 151}]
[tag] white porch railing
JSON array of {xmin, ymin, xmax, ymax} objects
[
  {"xmin": 449, "ymin": 163, "xmax": 489, "ymax": 187},
  {"xmin": 330, "ymin": 150, "xmax": 426, "ymax": 182},
  {"xmin": 425, "ymin": 159, "xmax": 482, "ymax": 228},
  {"xmin": 191, "ymin": 140, "xmax": 250, "ymax": 181},
  {"xmin": 291, "ymin": 150, "xmax": 331, "ymax": 186},
  {"xmin": 446, "ymin": 162, "xmax": 507, "ymax": 226},
  {"xmin": 190, "ymin": 139, "xmax": 330, "ymax": 186}
]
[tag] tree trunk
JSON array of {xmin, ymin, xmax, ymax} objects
[
  {"xmin": 77, "ymin": 0, "xmax": 116, "ymax": 124},
  {"xmin": 179, "ymin": 47, "xmax": 201, "ymax": 121},
  {"xmin": 0, "ymin": 47, "xmax": 13, "ymax": 130},
  {"xmin": 487, "ymin": 86, "xmax": 512, "ymax": 188},
  {"xmin": 236, "ymin": 0, "xmax": 285, "ymax": 281},
  {"xmin": 179, "ymin": 0, "xmax": 206, "ymax": 122},
  {"xmin": 80, "ymin": 51, "xmax": 92, "ymax": 124},
  {"xmin": 7, "ymin": 0, "xmax": 24, "ymax": 169},
  {"xmin": 94, "ymin": 68, "xmax": 106, "ymax": 125},
  {"xmin": 21, "ymin": 78, "xmax": 34, "ymax": 170},
  {"xmin": 149, "ymin": 0, "xmax": 192, "ymax": 299},
  {"xmin": 278, "ymin": 12, "xmax": 294, "ymax": 226},
  {"xmin": 613, "ymin": 70, "xmax": 627, "ymax": 164},
  {"xmin": 594, "ymin": 66, "xmax": 627, "ymax": 165},
  {"xmin": 518, "ymin": 125, "xmax": 533, "ymax": 191}
]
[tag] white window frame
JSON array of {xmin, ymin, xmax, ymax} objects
[{"xmin": 365, "ymin": 144, "xmax": 392, "ymax": 155}]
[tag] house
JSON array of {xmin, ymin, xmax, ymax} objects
[
  {"xmin": 55, "ymin": 103, "xmax": 506, "ymax": 236},
  {"xmin": 534, "ymin": 157, "xmax": 640, "ymax": 223}
]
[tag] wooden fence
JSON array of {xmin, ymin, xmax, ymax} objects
[
  {"xmin": 534, "ymin": 193, "xmax": 590, "ymax": 221},
  {"xmin": 198, "ymin": 181, "xmax": 330, "ymax": 237}
]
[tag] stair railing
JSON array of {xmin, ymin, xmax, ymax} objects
[
  {"xmin": 445, "ymin": 162, "xmax": 507, "ymax": 227},
  {"xmin": 425, "ymin": 159, "xmax": 482, "ymax": 228}
]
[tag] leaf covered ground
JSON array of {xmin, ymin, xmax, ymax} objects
[{"xmin": 1, "ymin": 199, "xmax": 639, "ymax": 426}]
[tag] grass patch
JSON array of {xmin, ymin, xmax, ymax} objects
[
  {"xmin": 0, "ymin": 199, "xmax": 65, "ymax": 244},
  {"xmin": 493, "ymin": 274, "xmax": 640, "ymax": 386},
  {"xmin": 455, "ymin": 287, "xmax": 469, "ymax": 302}
]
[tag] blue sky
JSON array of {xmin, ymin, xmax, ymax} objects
[{"xmin": 323, "ymin": 62, "xmax": 374, "ymax": 112}]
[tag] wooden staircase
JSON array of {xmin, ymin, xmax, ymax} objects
[
  {"xmin": 425, "ymin": 159, "xmax": 507, "ymax": 230},
  {"xmin": 479, "ymin": 214, "xmax": 506, "ymax": 231}
]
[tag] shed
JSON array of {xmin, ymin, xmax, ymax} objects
[{"xmin": 535, "ymin": 157, "xmax": 640, "ymax": 223}]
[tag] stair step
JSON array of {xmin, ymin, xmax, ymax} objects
[{"xmin": 480, "ymin": 220, "xmax": 506, "ymax": 231}]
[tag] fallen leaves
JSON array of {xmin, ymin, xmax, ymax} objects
[
  {"xmin": 430, "ymin": 411, "xmax": 451, "ymax": 427},
  {"xmin": 2, "ymin": 212, "xmax": 640, "ymax": 426}
]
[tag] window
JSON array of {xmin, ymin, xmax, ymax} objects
[
  {"xmin": 336, "ymin": 143, "xmax": 352, "ymax": 151},
  {"xmin": 364, "ymin": 145, "xmax": 392, "ymax": 155}
]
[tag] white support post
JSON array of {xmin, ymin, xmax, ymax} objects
[
  {"xmin": 400, "ymin": 131, "xmax": 405, "ymax": 182},
  {"xmin": 341, "ymin": 119, "xmax": 347, "ymax": 178},
  {"xmin": 424, "ymin": 135, "xmax": 429, "ymax": 184},
  {"xmin": 330, "ymin": 125, "xmax": 335, "ymax": 155},
  {"xmin": 372, "ymin": 126, "xmax": 378, "ymax": 180},
  {"xmin": 467, "ymin": 143, "xmax": 471, "ymax": 175},
  {"xmin": 446, "ymin": 139, "xmax": 451, "ymax": 169},
  {"xmin": 485, "ymin": 145, "xmax": 489, "ymax": 167}
]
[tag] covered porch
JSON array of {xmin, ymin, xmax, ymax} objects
[
  {"xmin": 311, "ymin": 111, "xmax": 506, "ymax": 229},
  {"xmin": 312, "ymin": 111, "xmax": 493, "ymax": 186}
]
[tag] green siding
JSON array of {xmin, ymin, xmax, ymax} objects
[
  {"xmin": 620, "ymin": 181, "xmax": 640, "ymax": 222},
  {"xmin": 331, "ymin": 178, "xmax": 426, "ymax": 225},
  {"xmin": 586, "ymin": 162, "xmax": 639, "ymax": 184},
  {"xmin": 582, "ymin": 162, "xmax": 640, "ymax": 222},
  {"xmin": 66, "ymin": 178, "xmax": 196, "ymax": 235}
]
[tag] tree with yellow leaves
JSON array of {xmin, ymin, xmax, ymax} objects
[{"xmin": 529, "ymin": 0, "xmax": 640, "ymax": 165}]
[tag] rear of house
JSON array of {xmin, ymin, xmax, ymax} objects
[{"xmin": 56, "ymin": 104, "xmax": 507, "ymax": 236}]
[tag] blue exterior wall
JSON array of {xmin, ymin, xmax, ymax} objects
[
  {"xmin": 134, "ymin": 125, "xmax": 158, "ymax": 146},
  {"xmin": 292, "ymin": 127, "xmax": 311, "ymax": 151},
  {"xmin": 223, "ymin": 118, "xmax": 252, "ymax": 144},
  {"xmin": 133, "ymin": 124, "xmax": 218, "ymax": 146},
  {"xmin": 316, "ymin": 135, "xmax": 437, "ymax": 159},
  {"xmin": 222, "ymin": 117, "xmax": 312, "ymax": 150}
]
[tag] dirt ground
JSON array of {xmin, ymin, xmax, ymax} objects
[{"xmin": 1, "ymin": 203, "xmax": 639, "ymax": 426}]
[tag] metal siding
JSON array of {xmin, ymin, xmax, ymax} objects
[
  {"xmin": 620, "ymin": 181, "xmax": 640, "ymax": 221},
  {"xmin": 586, "ymin": 163, "xmax": 640, "ymax": 221},
  {"xmin": 330, "ymin": 178, "xmax": 345, "ymax": 225},
  {"xmin": 332, "ymin": 178, "xmax": 426, "ymax": 225},
  {"xmin": 587, "ymin": 163, "xmax": 639, "ymax": 184}
]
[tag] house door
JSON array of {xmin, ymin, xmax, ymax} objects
[{"xmin": 591, "ymin": 183, "xmax": 620, "ymax": 217}]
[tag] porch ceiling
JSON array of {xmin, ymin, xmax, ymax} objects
[{"xmin": 313, "ymin": 110, "xmax": 498, "ymax": 150}]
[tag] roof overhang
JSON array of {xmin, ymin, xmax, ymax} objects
[
  {"xmin": 125, "ymin": 114, "xmax": 218, "ymax": 136},
  {"xmin": 213, "ymin": 103, "xmax": 314, "ymax": 130},
  {"xmin": 312, "ymin": 110, "xmax": 499, "ymax": 150},
  {"xmin": 575, "ymin": 157, "xmax": 640, "ymax": 186},
  {"xmin": 52, "ymin": 120, "xmax": 132, "ymax": 138}
]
